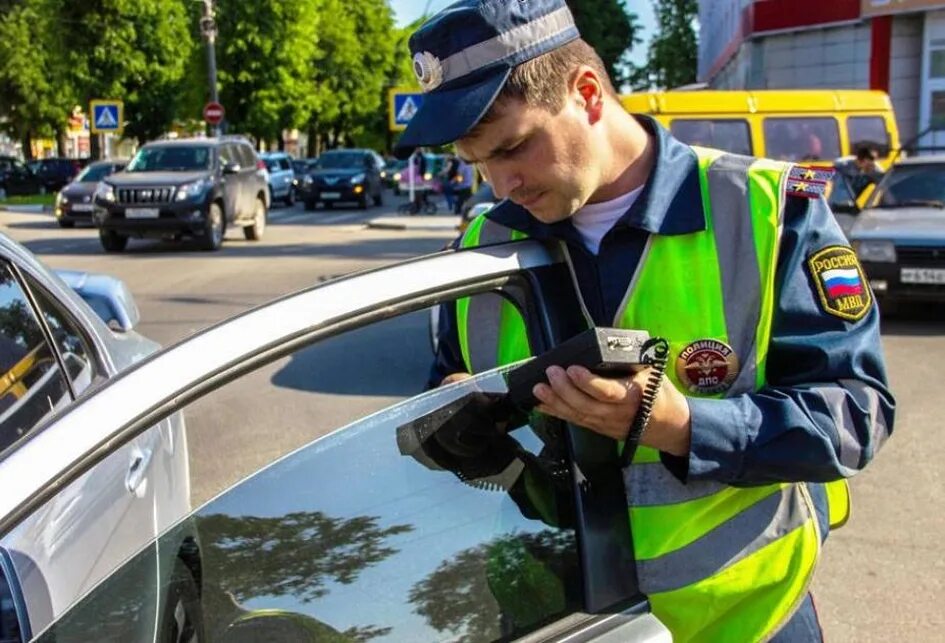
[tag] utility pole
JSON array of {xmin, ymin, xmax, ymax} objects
[{"xmin": 199, "ymin": 0, "xmax": 220, "ymax": 137}]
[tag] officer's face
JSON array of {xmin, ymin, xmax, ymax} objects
[{"xmin": 455, "ymin": 96, "xmax": 598, "ymax": 223}]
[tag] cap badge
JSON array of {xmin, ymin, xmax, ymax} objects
[
  {"xmin": 676, "ymin": 339, "xmax": 740, "ymax": 395},
  {"xmin": 413, "ymin": 51, "xmax": 443, "ymax": 92}
]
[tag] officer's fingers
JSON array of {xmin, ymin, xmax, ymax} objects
[
  {"xmin": 566, "ymin": 365, "xmax": 635, "ymax": 403},
  {"xmin": 533, "ymin": 383, "xmax": 582, "ymax": 424},
  {"xmin": 544, "ymin": 365, "xmax": 604, "ymax": 412},
  {"xmin": 440, "ymin": 372, "xmax": 473, "ymax": 387}
]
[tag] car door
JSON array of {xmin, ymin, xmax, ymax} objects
[
  {"xmin": 0, "ymin": 263, "xmax": 163, "ymax": 640},
  {"xmin": 0, "ymin": 241, "xmax": 668, "ymax": 642},
  {"xmin": 218, "ymin": 144, "xmax": 243, "ymax": 222}
]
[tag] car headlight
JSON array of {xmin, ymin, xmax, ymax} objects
[
  {"xmin": 393, "ymin": 172, "xmax": 402, "ymax": 181},
  {"xmin": 174, "ymin": 178, "xmax": 212, "ymax": 201},
  {"xmin": 350, "ymin": 173, "xmax": 365, "ymax": 184},
  {"xmin": 94, "ymin": 182, "xmax": 115, "ymax": 203},
  {"xmin": 303, "ymin": 175, "xmax": 314, "ymax": 186},
  {"xmin": 55, "ymin": 192, "xmax": 67, "ymax": 206},
  {"xmin": 853, "ymin": 240, "xmax": 896, "ymax": 263}
]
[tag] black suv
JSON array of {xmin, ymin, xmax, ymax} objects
[
  {"xmin": 93, "ymin": 137, "xmax": 269, "ymax": 252},
  {"xmin": 299, "ymin": 148, "xmax": 385, "ymax": 210}
]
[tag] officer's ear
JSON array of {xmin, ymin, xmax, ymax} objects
[{"xmin": 572, "ymin": 69, "xmax": 604, "ymax": 123}]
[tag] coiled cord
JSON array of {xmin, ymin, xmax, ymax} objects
[{"xmin": 619, "ymin": 337, "xmax": 670, "ymax": 467}]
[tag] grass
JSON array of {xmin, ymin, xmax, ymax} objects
[{"xmin": 0, "ymin": 193, "xmax": 56, "ymax": 207}]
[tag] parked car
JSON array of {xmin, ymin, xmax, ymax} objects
[
  {"xmin": 33, "ymin": 158, "xmax": 83, "ymax": 193},
  {"xmin": 0, "ymin": 157, "xmax": 42, "ymax": 198},
  {"xmin": 383, "ymin": 158, "xmax": 409, "ymax": 194},
  {"xmin": 849, "ymin": 155, "xmax": 945, "ymax": 313},
  {"xmin": 0, "ymin": 242, "xmax": 671, "ymax": 642},
  {"xmin": 299, "ymin": 148, "xmax": 385, "ymax": 210},
  {"xmin": 291, "ymin": 157, "xmax": 318, "ymax": 199},
  {"xmin": 0, "ymin": 231, "xmax": 195, "ymax": 642},
  {"xmin": 259, "ymin": 151, "xmax": 296, "ymax": 207},
  {"xmin": 54, "ymin": 160, "xmax": 127, "ymax": 228},
  {"xmin": 93, "ymin": 137, "xmax": 269, "ymax": 252}
]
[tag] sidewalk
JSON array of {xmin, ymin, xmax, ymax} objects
[
  {"xmin": 366, "ymin": 212, "xmax": 461, "ymax": 232},
  {"xmin": 0, "ymin": 204, "xmax": 50, "ymax": 214}
]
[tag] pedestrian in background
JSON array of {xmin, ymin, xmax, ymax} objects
[{"xmin": 395, "ymin": 0, "xmax": 895, "ymax": 640}]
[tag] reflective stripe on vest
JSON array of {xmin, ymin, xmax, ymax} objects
[{"xmin": 456, "ymin": 149, "xmax": 849, "ymax": 641}]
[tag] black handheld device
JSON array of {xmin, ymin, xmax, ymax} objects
[
  {"xmin": 504, "ymin": 327, "xmax": 653, "ymax": 410},
  {"xmin": 504, "ymin": 327, "xmax": 670, "ymax": 467}
]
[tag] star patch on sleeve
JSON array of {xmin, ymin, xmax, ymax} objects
[
  {"xmin": 807, "ymin": 245, "xmax": 873, "ymax": 321},
  {"xmin": 787, "ymin": 165, "xmax": 835, "ymax": 199}
]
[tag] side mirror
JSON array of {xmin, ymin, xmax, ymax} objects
[
  {"xmin": 223, "ymin": 162, "xmax": 241, "ymax": 175},
  {"xmin": 55, "ymin": 269, "xmax": 142, "ymax": 332}
]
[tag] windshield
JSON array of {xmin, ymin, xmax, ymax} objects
[
  {"xmin": 75, "ymin": 164, "xmax": 117, "ymax": 182},
  {"xmin": 313, "ymin": 152, "xmax": 363, "ymax": 170},
  {"xmin": 870, "ymin": 164, "xmax": 945, "ymax": 209},
  {"xmin": 126, "ymin": 146, "xmax": 212, "ymax": 172}
]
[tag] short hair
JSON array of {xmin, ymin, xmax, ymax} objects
[
  {"xmin": 475, "ymin": 39, "xmax": 618, "ymax": 127},
  {"xmin": 856, "ymin": 146, "xmax": 878, "ymax": 161}
]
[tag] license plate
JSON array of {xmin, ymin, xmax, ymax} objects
[
  {"xmin": 70, "ymin": 204, "xmax": 93, "ymax": 212},
  {"xmin": 321, "ymin": 192, "xmax": 341, "ymax": 200},
  {"xmin": 125, "ymin": 207, "xmax": 160, "ymax": 219},
  {"xmin": 901, "ymin": 267, "xmax": 945, "ymax": 284}
]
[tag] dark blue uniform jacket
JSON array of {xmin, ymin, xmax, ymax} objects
[{"xmin": 430, "ymin": 117, "xmax": 895, "ymax": 527}]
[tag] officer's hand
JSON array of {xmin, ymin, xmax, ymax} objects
[
  {"xmin": 532, "ymin": 365, "xmax": 691, "ymax": 457},
  {"xmin": 440, "ymin": 372, "xmax": 473, "ymax": 386}
]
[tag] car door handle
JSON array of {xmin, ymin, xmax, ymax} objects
[{"xmin": 125, "ymin": 447, "xmax": 153, "ymax": 496}]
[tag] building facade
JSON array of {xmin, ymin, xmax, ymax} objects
[{"xmin": 699, "ymin": 0, "xmax": 945, "ymax": 152}]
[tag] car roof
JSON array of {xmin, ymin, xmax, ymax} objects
[
  {"xmin": 895, "ymin": 154, "xmax": 945, "ymax": 165},
  {"xmin": 142, "ymin": 138, "xmax": 218, "ymax": 148},
  {"xmin": 259, "ymin": 151, "xmax": 289, "ymax": 158},
  {"xmin": 87, "ymin": 159, "xmax": 129, "ymax": 167}
]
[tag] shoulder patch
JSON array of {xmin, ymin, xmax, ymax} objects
[
  {"xmin": 787, "ymin": 165, "xmax": 835, "ymax": 199},
  {"xmin": 807, "ymin": 245, "xmax": 872, "ymax": 321}
]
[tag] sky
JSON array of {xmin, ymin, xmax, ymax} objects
[{"xmin": 389, "ymin": 0, "xmax": 655, "ymax": 67}]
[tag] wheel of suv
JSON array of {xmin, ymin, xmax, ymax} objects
[
  {"xmin": 99, "ymin": 229, "xmax": 128, "ymax": 252},
  {"xmin": 358, "ymin": 194, "xmax": 368, "ymax": 210},
  {"xmin": 284, "ymin": 188, "xmax": 295, "ymax": 207},
  {"xmin": 200, "ymin": 202, "xmax": 225, "ymax": 251},
  {"xmin": 373, "ymin": 189, "xmax": 383, "ymax": 207},
  {"xmin": 58, "ymin": 219, "xmax": 75, "ymax": 229},
  {"xmin": 244, "ymin": 197, "xmax": 267, "ymax": 241}
]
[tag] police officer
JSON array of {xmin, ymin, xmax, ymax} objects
[{"xmin": 395, "ymin": 1, "xmax": 895, "ymax": 641}]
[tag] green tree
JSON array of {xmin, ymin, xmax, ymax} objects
[
  {"xmin": 0, "ymin": 0, "xmax": 77, "ymax": 158},
  {"xmin": 50, "ymin": 0, "xmax": 196, "ymax": 153},
  {"xmin": 631, "ymin": 0, "xmax": 698, "ymax": 90},
  {"xmin": 213, "ymin": 0, "xmax": 321, "ymax": 146},
  {"xmin": 568, "ymin": 0, "xmax": 644, "ymax": 87},
  {"xmin": 409, "ymin": 530, "xmax": 579, "ymax": 643}
]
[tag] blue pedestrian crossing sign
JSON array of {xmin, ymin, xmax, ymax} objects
[
  {"xmin": 388, "ymin": 88, "xmax": 424, "ymax": 132},
  {"xmin": 90, "ymin": 99, "xmax": 123, "ymax": 134}
]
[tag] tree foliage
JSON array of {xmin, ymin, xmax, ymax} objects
[
  {"xmin": 630, "ymin": 0, "xmax": 698, "ymax": 90},
  {"xmin": 568, "ymin": 0, "xmax": 643, "ymax": 87},
  {"xmin": 409, "ymin": 530, "xmax": 579, "ymax": 643}
]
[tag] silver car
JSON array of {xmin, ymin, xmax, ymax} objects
[
  {"xmin": 0, "ymin": 242, "xmax": 671, "ymax": 642},
  {"xmin": 0, "ymin": 233, "xmax": 191, "ymax": 641},
  {"xmin": 848, "ymin": 155, "xmax": 945, "ymax": 312}
]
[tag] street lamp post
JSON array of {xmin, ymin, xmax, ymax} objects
[{"xmin": 200, "ymin": 0, "xmax": 220, "ymax": 137}]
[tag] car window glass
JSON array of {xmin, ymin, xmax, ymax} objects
[
  {"xmin": 847, "ymin": 116, "xmax": 890, "ymax": 157},
  {"xmin": 263, "ymin": 158, "xmax": 279, "ymax": 172},
  {"xmin": 75, "ymin": 164, "xmax": 112, "ymax": 182},
  {"xmin": 27, "ymin": 291, "xmax": 583, "ymax": 642},
  {"xmin": 0, "ymin": 264, "xmax": 71, "ymax": 454},
  {"xmin": 278, "ymin": 158, "xmax": 292, "ymax": 171},
  {"xmin": 218, "ymin": 144, "xmax": 238, "ymax": 168},
  {"xmin": 872, "ymin": 164, "xmax": 945, "ymax": 207},
  {"xmin": 237, "ymin": 145, "xmax": 256, "ymax": 170},
  {"xmin": 22, "ymin": 279, "xmax": 102, "ymax": 397},
  {"xmin": 0, "ymin": 554, "xmax": 24, "ymax": 643},
  {"xmin": 126, "ymin": 146, "xmax": 211, "ymax": 172},
  {"xmin": 670, "ymin": 118, "xmax": 753, "ymax": 156},
  {"xmin": 763, "ymin": 117, "xmax": 840, "ymax": 161}
]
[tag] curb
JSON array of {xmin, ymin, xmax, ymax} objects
[
  {"xmin": 0, "ymin": 205, "xmax": 52, "ymax": 214},
  {"xmin": 367, "ymin": 216, "xmax": 461, "ymax": 232}
]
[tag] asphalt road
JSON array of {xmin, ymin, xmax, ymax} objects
[{"xmin": 1, "ymin": 195, "xmax": 942, "ymax": 641}]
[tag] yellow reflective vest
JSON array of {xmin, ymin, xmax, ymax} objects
[{"xmin": 456, "ymin": 147, "xmax": 850, "ymax": 642}]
